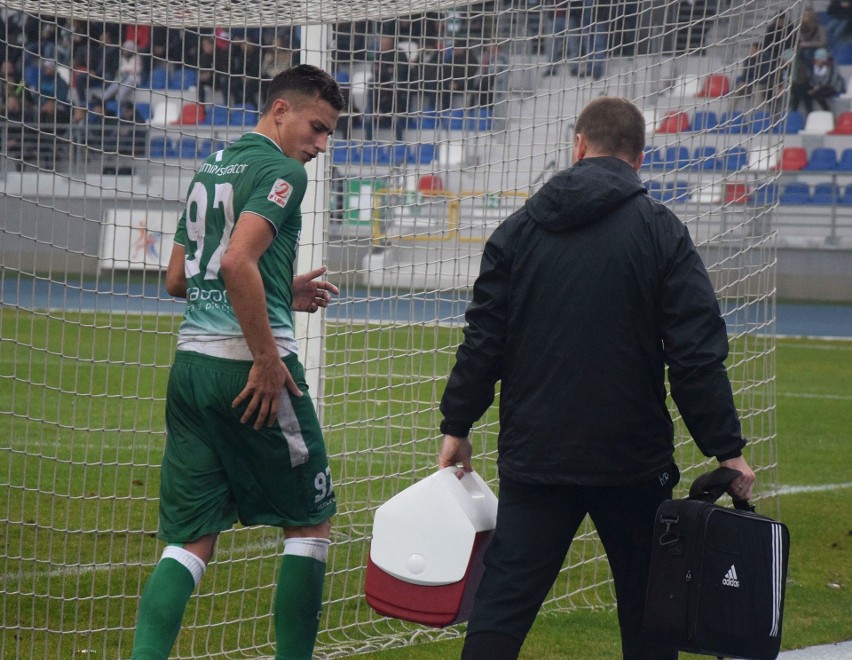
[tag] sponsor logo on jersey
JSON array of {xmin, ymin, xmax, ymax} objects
[{"xmin": 268, "ymin": 178, "xmax": 293, "ymax": 207}]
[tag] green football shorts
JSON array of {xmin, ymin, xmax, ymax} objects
[{"xmin": 158, "ymin": 350, "xmax": 336, "ymax": 543}]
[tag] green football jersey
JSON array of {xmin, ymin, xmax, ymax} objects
[{"xmin": 173, "ymin": 132, "xmax": 308, "ymax": 347}]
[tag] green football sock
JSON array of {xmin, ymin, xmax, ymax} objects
[
  {"xmin": 131, "ymin": 556, "xmax": 197, "ymax": 660},
  {"xmin": 274, "ymin": 538, "xmax": 329, "ymax": 660}
]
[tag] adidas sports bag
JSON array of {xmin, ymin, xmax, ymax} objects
[{"xmin": 643, "ymin": 468, "xmax": 790, "ymax": 660}]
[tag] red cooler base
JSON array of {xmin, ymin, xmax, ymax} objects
[{"xmin": 365, "ymin": 530, "xmax": 493, "ymax": 627}]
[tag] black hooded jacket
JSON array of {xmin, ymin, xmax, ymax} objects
[{"xmin": 439, "ymin": 156, "xmax": 745, "ymax": 485}]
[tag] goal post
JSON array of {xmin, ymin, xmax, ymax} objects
[{"xmin": 1, "ymin": 0, "xmax": 797, "ymax": 657}]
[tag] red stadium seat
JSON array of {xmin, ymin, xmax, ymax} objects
[
  {"xmin": 175, "ymin": 102, "xmax": 206, "ymax": 125},
  {"xmin": 777, "ymin": 147, "xmax": 808, "ymax": 171},
  {"xmin": 656, "ymin": 111, "xmax": 690, "ymax": 133},
  {"xmin": 419, "ymin": 174, "xmax": 444, "ymax": 194},
  {"xmin": 725, "ymin": 182, "xmax": 751, "ymax": 203},
  {"xmin": 696, "ymin": 74, "xmax": 730, "ymax": 98},
  {"xmin": 831, "ymin": 111, "xmax": 852, "ymax": 134}
]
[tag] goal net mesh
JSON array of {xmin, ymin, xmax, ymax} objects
[{"xmin": 1, "ymin": 0, "xmax": 795, "ymax": 656}]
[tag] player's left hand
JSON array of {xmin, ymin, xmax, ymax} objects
[{"xmin": 292, "ymin": 266, "xmax": 339, "ymax": 313}]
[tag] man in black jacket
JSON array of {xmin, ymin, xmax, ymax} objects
[{"xmin": 437, "ymin": 96, "xmax": 756, "ymax": 660}]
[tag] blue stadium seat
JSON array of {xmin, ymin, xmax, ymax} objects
[
  {"xmin": 779, "ymin": 182, "xmax": 811, "ymax": 204},
  {"xmin": 149, "ymin": 66, "xmax": 168, "ymax": 90},
  {"xmin": 135, "ymin": 102, "xmax": 151, "ymax": 122},
  {"xmin": 169, "ymin": 66, "xmax": 198, "ymax": 90},
  {"xmin": 717, "ymin": 111, "xmax": 744, "ymax": 133},
  {"xmin": 690, "ymin": 111, "xmax": 718, "ymax": 131},
  {"xmin": 671, "ymin": 181, "xmax": 691, "ymax": 202},
  {"xmin": 753, "ymin": 183, "xmax": 779, "ymax": 205},
  {"xmin": 409, "ymin": 109, "xmax": 438, "ymax": 130},
  {"xmin": 332, "ymin": 141, "xmax": 359, "ymax": 164},
  {"xmin": 773, "ymin": 111, "xmax": 805, "ymax": 134},
  {"xmin": 148, "ymin": 136, "xmax": 167, "ymax": 158},
  {"xmin": 200, "ymin": 105, "xmax": 230, "ymax": 125},
  {"xmin": 803, "ymin": 147, "xmax": 838, "ymax": 171},
  {"xmin": 229, "ymin": 104, "xmax": 259, "ymax": 126},
  {"xmin": 841, "ymin": 184, "xmax": 852, "ymax": 205},
  {"xmin": 745, "ymin": 110, "xmax": 772, "ymax": 133},
  {"xmin": 839, "ymin": 148, "xmax": 852, "ymax": 171},
  {"xmin": 375, "ymin": 143, "xmax": 408, "ymax": 165},
  {"xmin": 359, "ymin": 142, "xmax": 378, "ymax": 165},
  {"xmin": 691, "ymin": 145, "xmax": 718, "ymax": 170},
  {"xmin": 645, "ymin": 180, "xmax": 668, "ymax": 201},
  {"xmin": 834, "ymin": 42, "xmax": 852, "ymax": 65},
  {"xmin": 660, "ymin": 146, "xmax": 690, "ymax": 169},
  {"xmin": 408, "ymin": 143, "xmax": 437, "ymax": 164},
  {"xmin": 719, "ymin": 146, "xmax": 748, "ymax": 171},
  {"xmin": 334, "ymin": 70, "xmax": 351, "ymax": 85},
  {"xmin": 811, "ymin": 182, "xmax": 839, "ymax": 204}
]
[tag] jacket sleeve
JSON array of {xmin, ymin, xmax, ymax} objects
[
  {"xmin": 656, "ymin": 209, "xmax": 746, "ymax": 460},
  {"xmin": 439, "ymin": 214, "xmax": 518, "ymax": 435}
]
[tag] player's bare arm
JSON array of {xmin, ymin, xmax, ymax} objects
[
  {"xmin": 165, "ymin": 243, "xmax": 187, "ymax": 298},
  {"xmin": 221, "ymin": 212, "xmax": 301, "ymax": 430}
]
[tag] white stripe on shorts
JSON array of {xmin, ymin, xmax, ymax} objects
[{"xmin": 277, "ymin": 389, "xmax": 309, "ymax": 467}]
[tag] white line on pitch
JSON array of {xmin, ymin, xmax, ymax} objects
[
  {"xmin": 767, "ymin": 482, "xmax": 852, "ymax": 496},
  {"xmin": 778, "ymin": 392, "xmax": 852, "ymax": 401}
]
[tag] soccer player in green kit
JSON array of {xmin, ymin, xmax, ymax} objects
[{"xmin": 131, "ymin": 65, "xmax": 344, "ymax": 660}]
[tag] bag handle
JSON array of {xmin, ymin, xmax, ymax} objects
[{"xmin": 688, "ymin": 466, "xmax": 755, "ymax": 512}]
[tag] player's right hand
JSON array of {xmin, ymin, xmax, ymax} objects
[{"xmin": 233, "ymin": 358, "xmax": 302, "ymax": 430}]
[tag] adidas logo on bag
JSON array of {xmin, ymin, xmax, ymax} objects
[{"xmin": 722, "ymin": 564, "xmax": 740, "ymax": 588}]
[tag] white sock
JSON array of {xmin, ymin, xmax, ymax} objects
[
  {"xmin": 162, "ymin": 545, "xmax": 207, "ymax": 588},
  {"xmin": 283, "ymin": 537, "xmax": 330, "ymax": 562}
]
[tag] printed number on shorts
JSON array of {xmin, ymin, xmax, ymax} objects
[{"xmin": 314, "ymin": 466, "xmax": 332, "ymax": 502}]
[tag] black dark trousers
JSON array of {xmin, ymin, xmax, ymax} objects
[{"xmin": 462, "ymin": 468, "xmax": 679, "ymax": 660}]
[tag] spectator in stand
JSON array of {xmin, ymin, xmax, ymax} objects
[
  {"xmin": 227, "ymin": 30, "xmax": 263, "ymax": 107},
  {"xmin": 35, "ymin": 58, "xmax": 71, "ymax": 125},
  {"xmin": 364, "ymin": 29, "xmax": 411, "ymax": 141},
  {"xmin": 796, "ymin": 7, "xmax": 828, "ymax": 68},
  {"xmin": 150, "ymin": 26, "xmax": 184, "ymax": 74},
  {"xmin": 543, "ymin": 0, "xmax": 607, "ymax": 80},
  {"xmin": 260, "ymin": 35, "xmax": 295, "ymax": 102},
  {"xmin": 68, "ymin": 46, "xmax": 93, "ymax": 145},
  {"xmin": 825, "ymin": 1, "xmax": 852, "ymax": 49},
  {"xmin": 789, "ymin": 47, "xmax": 846, "ymax": 114},
  {"xmin": 476, "ymin": 41, "xmax": 510, "ymax": 112},
  {"xmin": 1, "ymin": 88, "xmax": 38, "ymax": 167},
  {"xmin": 2, "ymin": 11, "xmax": 26, "ymax": 69},
  {"xmin": 0, "ymin": 59, "xmax": 24, "ymax": 111},
  {"xmin": 195, "ymin": 34, "xmax": 230, "ymax": 104},
  {"xmin": 115, "ymin": 99, "xmax": 147, "ymax": 156},
  {"xmin": 95, "ymin": 39, "xmax": 143, "ymax": 111},
  {"xmin": 91, "ymin": 27, "xmax": 121, "ymax": 99},
  {"xmin": 730, "ymin": 42, "xmax": 763, "ymax": 111},
  {"xmin": 756, "ymin": 12, "xmax": 795, "ymax": 104},
  {"xmin": 418, "ymin": 37, "xmax": 480, "ymax": 113}
]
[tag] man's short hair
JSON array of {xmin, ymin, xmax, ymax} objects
[
  {"xmin": 574, "ymin": 97, "xmax": 646, "ymax": 161},
  {"xmin": 264, "ymin": 64, "xmax": 345, "ymax": 113}
]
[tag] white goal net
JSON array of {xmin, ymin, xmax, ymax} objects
[{"xmin": 1, "ymin": 0, "xmax": 796, "ymax": 657}]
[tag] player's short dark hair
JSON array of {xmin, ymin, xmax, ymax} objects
[
  {"xmin": 264, "ymin": 64, "xmax": 344, "ymax": 113},
  {"xmin": 574, "ymin": 97, "xmax": 645, "ymax": 161}
]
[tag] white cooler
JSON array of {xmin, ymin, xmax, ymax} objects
[{"xmin": 365, "ymin": 467, "xmax": 499, "ymax": 627}]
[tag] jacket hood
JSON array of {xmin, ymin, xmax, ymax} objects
[{"xmin": 526, "ymin": 156, "xmax": 647, "ymax": 232}]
